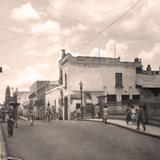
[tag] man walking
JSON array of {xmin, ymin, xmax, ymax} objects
[
  {"xmin": 7, "ymin": 114, "xmax": 15, "ymax": 137},
  {"xmin": 126, "ymin": 105, "xmax": 132, "ymax": 125},
  {"xmin": 137, "ymin": 105, "xmax": 146, "ymax": 131}
]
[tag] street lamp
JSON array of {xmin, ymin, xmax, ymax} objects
[{"xmin": 79, "ymin": 81, "xmax": 83, "ymax": 119}]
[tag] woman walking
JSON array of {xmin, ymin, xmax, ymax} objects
[{"xmin": 103, "ymin": 106, "xmax": 109, "ymax": 124}]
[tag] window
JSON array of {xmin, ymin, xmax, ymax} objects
[
  {"xmin": 115, "ymin": 73, "xmax": 123, "ymax": 88},
  {"xmin": 121, "ymin": 95, "xmax": 129, "ymax": 102},
  {"xmin": 132, "ymin": 95, "xmax": 140, "ymax": 101},
  {"xmin": 76, "ymin": 103, "xmax": 80, "ymax": 109},
  {"xmin": 65, "ymin": 73, "xmax": 67, "ymax": 89},
  {"xmin": 107, "ymin": 95, "xmax": 116, "ymax": 103},
  {"xmin": 59, "ymin": 70, "xmax": 63, "ymax": 85}
]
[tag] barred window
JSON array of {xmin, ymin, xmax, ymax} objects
[
  {"xmin": 132, "ymin": 95, "xmax": 140, "ymax": 101},
  {"xmin": 107, "ymin": 95, "xmax": 117, "ymax": 102},
  {"xmin": 115, "ymin": 73, "xmax": 123, "ymax": 88},
  {"xmin": 121, "ymin": 95, "xmax": 129, "ymax": 102}
]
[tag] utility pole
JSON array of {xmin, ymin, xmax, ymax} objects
[{"xmin": 114, "ymin": 43, "xmax": 117, "ymax": 58}]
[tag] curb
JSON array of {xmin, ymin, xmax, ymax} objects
[
  {"xmin": 19, "ymin": 116, "xmax": 28, "ymax": 121},
  {"xmin": 83, "ymin": 119, "xmax": 160, "ymax": 139},
  {"xmin": 0, "ymin": 124, "xmax": 7, "ymax": 160}
]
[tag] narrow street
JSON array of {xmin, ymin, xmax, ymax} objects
[{"xmin": 2, "ymin": 120, "xmax": 160, "ymax": 160}]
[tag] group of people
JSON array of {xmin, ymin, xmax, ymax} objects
[
  {"xmin": 126, "ymin": 105, "xmax": 146, "ymax": 130},
  {"xmin": 75, "ymin": 103, "xmax": 147, "ymax": 131}
]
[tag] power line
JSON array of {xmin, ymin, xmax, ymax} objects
[
  {"xmin": 0, "ymin": 28, "xmax": 54, "ymax": 44},
  {"xmin": 74, "ymin": 0, "xmax": 142, "ymax": 53},
  {"xmin": 0, "ymin": 28, "xmax": 24, "ymax": 34}
]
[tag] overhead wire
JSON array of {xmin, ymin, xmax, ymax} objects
[
  {"xmin": 74, "ymin": 0, "xmax": 142, "ymax": 53},
  {"xmin": 0, "ymin": 28, "xmax": 54, "ymax": 44}
]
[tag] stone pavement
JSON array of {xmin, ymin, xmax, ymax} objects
[{"xmin": 85, "ymin": 118, "xmax": 160, "ymax": 138}]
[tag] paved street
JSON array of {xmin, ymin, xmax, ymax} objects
[{"xmin": 2, "ymin": 120, "xmax": 160, "ymax": 160}]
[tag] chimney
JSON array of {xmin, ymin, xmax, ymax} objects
[{"xmin": 61, "ymin": 49, "xmax": 66, "ymax": 59}]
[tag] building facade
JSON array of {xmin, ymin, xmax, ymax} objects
[
  {"xmin": 136, "ymin": 65, "xmax": 160, "ymax": 126},
  {"xmin": 59, "ymin": 50, "xmax": 141, "ymax": 120},
  {"xmin": 17, "ymin": 91, "xmax": 30, "ymax": 117},
  {"xmin": 45, "ymin": 86, "xmax": 63, "ymax": 119},
  {"xmin": 28, "ymin": 81, "xmax": 52, "ymax": 119}
]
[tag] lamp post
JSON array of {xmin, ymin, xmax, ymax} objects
[
  {"xmin": 129, "ymin": 86, "xmax": 133, "ymax": 107},
  {"xmin": 79, "ymin": 81, "xmax": 83, "ymax": 119}
]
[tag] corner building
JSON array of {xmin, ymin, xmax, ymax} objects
[{"xmin": 59, "ymin": 50, "xmax": 141, "ymax": 120}]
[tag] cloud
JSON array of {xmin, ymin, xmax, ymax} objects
[
  {"xmin": 11, "ymin": 3, "xmax": 40, "ymax": 21},
  {"xmin": 24, "ymin": 50, "xmax": 41, "ymax": 57},
  {"xmin": 48, "ymin": 0, "xmax": 129, "ymax": 23},
  {"xmin": 121, "ymin": 0, "xmax": 160, "ymax": 35},
  {"xmin": 89, "ymin": 39, "xmax": 128, "ymax": 57},
  {"xmin": 3, "ymin": 63, "xmax": 52, "ymax": 90},
  {"xmin": 138, "ymin": 42, "xmax": 160, "ymax": 69},
  {"xmin": 31, "ymin": 20, "xmax": 60, "ymax": 33}
]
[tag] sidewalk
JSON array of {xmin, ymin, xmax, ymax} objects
[
  {"xmin": 85, "ymin": 118, "xmax": 160, "ymax": 138},
  {"xmin": 0, "ymin": 124, "xmax": 7, "ymax": 160}
]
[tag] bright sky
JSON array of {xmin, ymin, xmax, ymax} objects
[{"xmin": 0, "ymin": 0, "xmax": 160, "ymax": 103}]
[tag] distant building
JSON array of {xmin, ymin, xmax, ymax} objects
[
  {"xmin": 136, "ymin": 65, "xmax": 160, "ymax": 126},
  {"xmin": 16, "ymin": 91, "xmax": 30, "ymax": 117},
  {"xmin": 45, "ymin": 85, "xmax": 63, "ymax": 119},
  {"xmin": 59, "ymin": 50, "xmax": 141, "ymax": 120},
  {"xmin": 28, "ymin": 81, "xmax": 58, "ymax": 119}
]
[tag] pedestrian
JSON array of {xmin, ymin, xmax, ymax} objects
[
  {"xmin": 125, "ymin": 105, "xmax": 132, "ymax": 125},
  {"xmin": 76, "ymin": 107, "xmax": 81, "ymax": 120},
  {"xmin": 7, "ymin": 114, "xmax": 15, "ymax": 137},
  {"xmin": 137, "ymin": 105, "xmax": 146, "ymax": 131},
  {"xmin": 103, "ymin": 105, "xmax": 109, "ymax": 124},
  {"xmin": 95, "ymin": 104, "xmax": 100, "ymax": 118},
  {"xmin": 46, "ymin": 104, "xmax": 52, "ymax": 122}
]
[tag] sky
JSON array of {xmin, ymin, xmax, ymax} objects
[{"xmin": 0, "ymin": 0, "xmax": 160, "ymax": 103}]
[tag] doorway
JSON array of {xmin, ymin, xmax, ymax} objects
[{"xmin": 64, "ymin": 97, "xmax": 68, "ymax": 120}]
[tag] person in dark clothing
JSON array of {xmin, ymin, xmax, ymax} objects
[
  {"xmin": 126, "ymin": 105, "xmax": 132, "ymax": 125},
  {"xmin": 7, "ymin": 115, "xmax": 15, "ymax": 137},
  {"xmin": 137, "ymin": 106, "xmax": 146, "ymax": 131}
]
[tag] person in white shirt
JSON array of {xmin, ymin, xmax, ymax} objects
[{"xmin": 103, "ymin": 106, "xmax": 109, "ymax": 124}]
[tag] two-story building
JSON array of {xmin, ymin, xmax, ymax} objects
[{"xmin": 59, "ymin": 50, "xmax": 141, "ymax": 120}]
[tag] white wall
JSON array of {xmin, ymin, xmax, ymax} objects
[
  {"xmin": 63, "ymin": 63, "xmax": 139, "ymax": 95},
  {"xmin": 46, "ymin": 87, "xmax": 61, "ymax": 113},
  {"xmin": 61, "ymin": 62, "xmax": 140, "ymax": 119}
]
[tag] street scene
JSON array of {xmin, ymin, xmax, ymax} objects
[
  {"xmin": 1, "ymin": 120, "xmax": 160, "ymax": 160},
  {"xmin": 1, "ymin": 0, "xmax": 160, "ymax": 160}
]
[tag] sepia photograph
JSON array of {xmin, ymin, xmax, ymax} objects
[{"xmin": 0, "ymin": 0, "xmax": 160, "ymax": 160}]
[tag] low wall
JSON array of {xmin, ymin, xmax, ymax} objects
[{"xmin": 71, "ymin": 103, "xmax": 160, "ymax": 127}]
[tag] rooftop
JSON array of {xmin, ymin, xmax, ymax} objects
[{"xmin": 59, "ymin": 52, "xmax": 142, "ymax": 68}]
